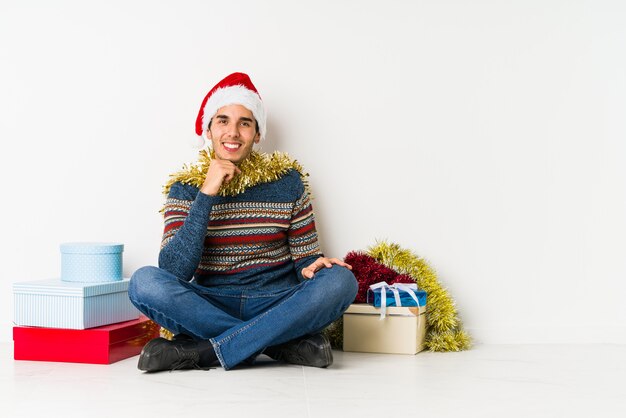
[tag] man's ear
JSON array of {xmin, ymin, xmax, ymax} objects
[
  {"xmin": 254, "ymin": 133, "xmax": 260, "ymax": 144},
  {"xmin": 205, "ymin": 129, "xmax": 212, "ymax": 140}
]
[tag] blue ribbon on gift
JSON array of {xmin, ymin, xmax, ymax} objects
[{"xmin": 366, "ymin": 282, "xmax": 427, "ymax": 319}]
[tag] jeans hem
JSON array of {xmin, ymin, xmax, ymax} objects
[{"xmin": 210, "ymin": 338, "xmax": 229, "ymax": 370}]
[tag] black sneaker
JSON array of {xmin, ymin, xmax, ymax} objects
[
  {"xmin": 138, "ymin": 337, "xmax": 212, "ymax": 372},
  {"xmin": 267, "ymin": 333, "xmax": 333, "ymax": 368}
]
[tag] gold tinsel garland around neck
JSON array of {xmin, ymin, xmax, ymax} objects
[{"xmin": 163, "ymin": 149, "xmax": 309, "ymax": 197}]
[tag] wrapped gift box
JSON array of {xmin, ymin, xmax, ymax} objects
[
  {"xmin": 343, "ymin": 303, "xmax": 427, "ymax": 354},
  {"xmin": 366, "ymin": 287, "xmax": 427, "ymax": 308},
  {"xmin": 13, "ymin": 278, "xmax": 139, "ymax": 329},
  {"xmin": 13, "ymin": 316, "xmax": 159, "ymax": 364},
  {"xmin": 60, "ymin": 242, "xmax": 124, "ymax": 282}
]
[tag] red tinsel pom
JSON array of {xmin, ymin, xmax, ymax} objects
[
  {"xmin": 344, "ymin": 251, "xmax": 415, "ymax": 303},
  {"xmin": 393, "ymin": 274, "xmax": 415, "ymax": 284}
]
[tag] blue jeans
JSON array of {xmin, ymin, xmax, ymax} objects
[{"xmin": 128, "ymin": 265, "xmax": 357, "ymax": 370}]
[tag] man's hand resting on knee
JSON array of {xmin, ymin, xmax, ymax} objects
[{"xmin": 301, "ymin": 257, "xmax": 352, "ymax": 279}]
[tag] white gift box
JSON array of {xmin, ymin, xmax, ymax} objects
[
  {"xmin": 13, "ymin": 278, "xmax": 139, "ymax": 329},
  {"xmin": 343, "ymin": 303, "xmax": 427, "ymax": 354}
]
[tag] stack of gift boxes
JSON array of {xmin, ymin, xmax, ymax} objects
[
  {"xmin": 343, "ymin": 282, "xmax": 428, "ymax": 354},
  {"xmin": 12, "ymin": 243, "xmax": 158, "ymax": 364}
]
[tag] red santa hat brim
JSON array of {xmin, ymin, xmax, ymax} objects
[{"xmin": 194, "ymin": 73, "xmax": 266, "ymax": 142}]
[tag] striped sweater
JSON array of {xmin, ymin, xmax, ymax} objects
[{"xmin": 158, "ymin": 169, "xmax": 323, "ymax": 290}]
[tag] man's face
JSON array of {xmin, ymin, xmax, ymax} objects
[{"xmin": 206, "ymin": 104, "xmax": 260, "ymax": 164}]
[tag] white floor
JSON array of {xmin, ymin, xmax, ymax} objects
[{"xmin": 3, "ymin": 343, "xmax": 625, "ymax": 418}]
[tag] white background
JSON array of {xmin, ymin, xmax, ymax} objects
[{"xmin": 1, "ymin": 0, "xmax": 624, "ymax": 344}]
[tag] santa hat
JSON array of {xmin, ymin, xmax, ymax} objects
[{"xmin": 193, "ymin": 72, "xmax": 266, "ymax": 147}]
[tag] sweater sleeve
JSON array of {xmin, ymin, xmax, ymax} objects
[
  {"xmin": 288, "ymin": 185, "xmax": 324, "ymax": 281},
  {"xmin": 158, "ymin": 182, "xmax": 218, "ymax": 281}
]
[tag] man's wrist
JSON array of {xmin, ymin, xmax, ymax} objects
[{"xmin": 200, "ymin": 184, "xmax": 219, "ymax": 196}]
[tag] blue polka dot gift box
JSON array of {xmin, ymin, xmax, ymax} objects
[{"xmin": 60, "ymin": 242, "xmax": 123, "ymax": 282}]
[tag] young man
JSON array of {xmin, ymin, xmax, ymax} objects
[{"xmin": 129, "ymin": 72, "xmax": 357, "ymax": 372}]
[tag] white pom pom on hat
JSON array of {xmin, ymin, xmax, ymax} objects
[
  {"xmin": 194, "ymin": 72, "xmax": 266, "ymax": 147},
  {"xmin": 189, "ymin": 135, "xmax": 206, "ymax": 149}
]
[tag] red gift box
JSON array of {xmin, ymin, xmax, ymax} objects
[{"xmin": 13, "ymin": 316, "xmax": 159, "ymax": 364}]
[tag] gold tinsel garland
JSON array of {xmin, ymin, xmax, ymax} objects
[
  {"xmin": 324, "ymin": 241, "xmax": 472, "ymax": 352},
  {"xmin": 163, "ymin": 149, "xmax": 309, "ymax": 197}
]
